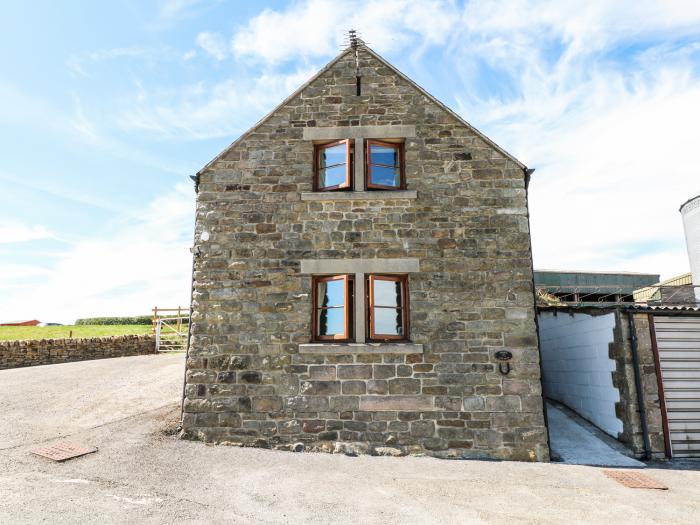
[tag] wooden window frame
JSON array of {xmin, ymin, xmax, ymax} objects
[
  {"xmin": 313, "ymin": 139, "xmax": 353, "ymax": 192},
  {"xmin": 367, "ymin": 274, "xmax": 410, "ymax": 342},
  {"xmin": 311, "ymin": 274, "xmax": 353, "ymax": 342},
  {"xmin": 365, "ymin": 139, "xmax": 405, "ymax": 190}
]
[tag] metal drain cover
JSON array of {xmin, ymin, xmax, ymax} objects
[
  {"xmin": 603, "ymin": 470, "xmax": 668, "ymax": 490},
  {"xmin": 32, "ymin": 441, "xmax": 98, "ymax": 462}
]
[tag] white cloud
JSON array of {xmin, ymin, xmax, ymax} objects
[
  {"xmin": 195, "ymin": 31, "xmax": 228, "ymax": 60},
  {"xmin": 0, "ymin": 221, "xmax": 54, "ymax": 244},
  {"xmin": 231, "ymin": 0, "xmax": 459, "ymax": 63},
  {"xmin": 0, "ymin": 185, "xmax": 195, "ymax": 324}
]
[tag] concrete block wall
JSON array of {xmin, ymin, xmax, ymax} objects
[
  {"xmin": 0, "ymin": 335, "xmax": 156, "ymax": 370},
  {"xmin": 538, "ymin": 311, "xmax": 623, "ymax": 436}
]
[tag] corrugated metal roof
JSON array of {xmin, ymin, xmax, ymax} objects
[
  {"xmin": 628, "ymin": 304, "xmax": 700, "ymax": 312},
  {"xmin": 633, "ymin": 273, "xmax": 693, "ymax": 301},
  {"xmin": 534, "ymin": 270, "xmax": 659, "ymax": 292},
  {"xmin": 537, "ymin": 304, "xmax": 700, "ymax": 313}
]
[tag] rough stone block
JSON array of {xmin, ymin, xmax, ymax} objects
[
  {"xmin": 342, "ymin": 381, "xmax": 367, "ymax": 394},
  {"xmin": 411, "ymin": 420, "xmax": 435, "ymax": 438},
  {"xmin": 359, "ymin": 396, "xmax": 433, "ymax": 411},
  {"xmin": 253, "ymin": 396, "xmax": 283, "ymax": 412},
  {"xmin": 388, "ymin": 378, "xmax": 421, "ymax": 394},
  {"xmin": 309, "ymin": 365, "xmax": 336, "ymax": 380},
  {"xmin": 367, "ymin": 380, "xmax": 388, "ymax": 394},
  {"xmin": 337, "ymin": 365, "xmax": 373, "ymax": 379},
  {"xmin": 300, "ymin": 381, "xmax": 340, "ymax": 395},
  {"xmin": 373, "ymin": 365, "xmax": 395, "ymax": 379}
]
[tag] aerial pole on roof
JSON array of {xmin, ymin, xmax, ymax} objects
[{"xmin": 345, "ymin": 29, "xmax": 364, "ymax": 95}]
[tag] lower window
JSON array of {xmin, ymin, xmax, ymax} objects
[
  {"xmin": 312, "ymin": 275, "xmax": 354, "ymax": 341},
  {"xmin": 310, "ymin": 274, "xmax": 409, "ymax": 342},
  {"xmin": 367, "ymin": 274, "xmax": 409, "ymax": 341}
]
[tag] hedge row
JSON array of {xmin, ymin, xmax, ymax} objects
[{"xmin": 75, "ymin": 316, "xmax": 152, "ymax": 326}]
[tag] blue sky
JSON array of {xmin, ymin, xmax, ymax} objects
[{"xmin": 2, "ymin": 0, "xmax": 700, "ymax": 323}]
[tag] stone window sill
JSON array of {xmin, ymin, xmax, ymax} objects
[
  {"xmin": 300, "ymin": 190, "xmax": 417, "ymax": 201},
  {"xmin": 298, "ymin": 342, "xmax": 423, "ymax": 354}
]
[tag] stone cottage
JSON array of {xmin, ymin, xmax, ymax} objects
[{"xmin": 182, "ymin": 41, "xmax": 549, "ymax": 461}]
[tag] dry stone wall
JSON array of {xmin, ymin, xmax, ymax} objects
[
  {"xmin": 0, "ymin": 335, "xmax": 156, "ymax": 370},
  {"xmin": 183, "ymin": 46, "xmax": 549, "ymax": 461}
]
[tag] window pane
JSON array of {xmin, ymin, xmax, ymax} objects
[
  {"xmin": 318, "ymin": 164, "xmax": 347, "ymax": 188},
  {"xmin": 369, "ymin": 165, "xmax": 400, "ymax": 187},
  {"xmin": 373, "ymin": 307, "xmax": 403, "ymax": 336},
  {"xmin": 369, "ymin": 144, "xmax": 399, "ymax": 167},
  {"xmin": 317, "ymin": 279, "xmax": 345, "ymax": 307},
  {"xmin": 373, "ymin": 279, "xmax": 402, "ymax": 307},
  {"xmin": 319, "ymin": 143, "xmax": 347, "ymax": 168},
  {"xmin": 317, "ymin": 307, "xmax": 345, "ymax": 336}
]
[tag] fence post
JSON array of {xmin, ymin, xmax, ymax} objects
[{"xmin": 152, "ymin": 306, "xmax": 158, "ymax": 335}]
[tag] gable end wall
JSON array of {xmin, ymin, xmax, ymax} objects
[{"xmin": 182, "ymin": 48, "xmax": 549, "ymax": 461}]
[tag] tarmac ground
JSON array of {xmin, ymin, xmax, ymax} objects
[{"xmin": 1, "ymin": 354, "xmax": 698, "ymax": 524}]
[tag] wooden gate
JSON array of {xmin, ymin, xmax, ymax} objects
[{"xmin": 152, "ymin": 307, "xmax": 190, "ymax": 352}]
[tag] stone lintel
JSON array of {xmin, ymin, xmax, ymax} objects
[
  {"xmin": 303, "ymin": 125, "xmax": 417, "ymax": 140},
  {"xmin": 300, "ymin": 258, "xmax": 419, "ymax": 275},
  {"xmin": 298, "ymin": 343, "xmax": 423, "ymax": 354},
  {"xmin": 359, "ymin": 395, "xmax": 433, "ymax": 411},
  {"xmin": 300, "ymin": 190, "xmax": 417, "ymax": 201}
]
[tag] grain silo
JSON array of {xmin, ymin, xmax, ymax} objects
[{"xmin": 680, "ymin": 194, "xmax": 700, "ymax": 303}]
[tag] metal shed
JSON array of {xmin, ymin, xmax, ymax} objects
[{"xmin": 650, "ymin": 314, "xmax": 700, "ymax": 457}]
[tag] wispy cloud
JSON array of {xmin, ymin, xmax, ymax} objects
[
  {"xmin": 66, "ymin": 46, "xmax": 167, "ymax": 77},
  {"xmin": 0, "ymin": 185, "xmax": 195, "ymax": 324},
  {"xmin": 195, "ymin": 31, "xmax": 228, "ymax": 60},
  {"xmin": 0, "ymin": 221, "xmax": 55, "ymax": 244},
  {"xmin": 154, "ymin": 0, "xmax": 219, "ymax": 28},
  {"xmin": 445, "ymin": 0, "xmax": 700, "ymax": 279},
  {"xmin": 118, "ymin": 66, "xmax": 319, "ymax": 139}
]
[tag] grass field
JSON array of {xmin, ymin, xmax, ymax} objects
[{"xmin": 0, "ymin": 325, "xmax": 152, "ymax": 341}]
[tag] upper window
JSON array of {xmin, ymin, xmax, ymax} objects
[
  {"xmin": 366, "ymin": 140, "xmax": 404, "ymax": 190},
  {"xmin": 368, "ymin": 274, "xmax": 409, "ymax": 341},
  {"xmin": 314, "ymin": 140, "xmax": 353, "ymax": 191},
  {"xmin": 312, "ymin": 275, "xmax": 354, "ymax": 341}
]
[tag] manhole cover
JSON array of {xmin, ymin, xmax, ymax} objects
[
  {"xmin": 603, "ymin": 470, "xmax": 668, "ymax": 490},
  {"xmin": 32, "ymin": 441, "xmax": 98, "ymax": 462}
]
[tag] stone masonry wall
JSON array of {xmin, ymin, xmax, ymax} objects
[
  {"xmin": 183, "ymin": 46, "xmax": 549, "ymax": 461},
  {"xmin": 0, "ymin": 335, "xmax": 156, "ymax": 370},
  {"xmin": 612, "ymin": 311, "xmax": 665, "ymax": 458}
]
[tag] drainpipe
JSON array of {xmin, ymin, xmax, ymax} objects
[
  {"xmin": 627, "ymin": 311, "xmax": 651, "ymax": 460},
  {"xmin": 179, "ymin": 173, "xmax": 200, "ymax": 428}
]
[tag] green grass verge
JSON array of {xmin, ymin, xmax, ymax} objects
[{"xmin": 0, "ymin": 324, "xmax": 152, "ymax": 341}]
